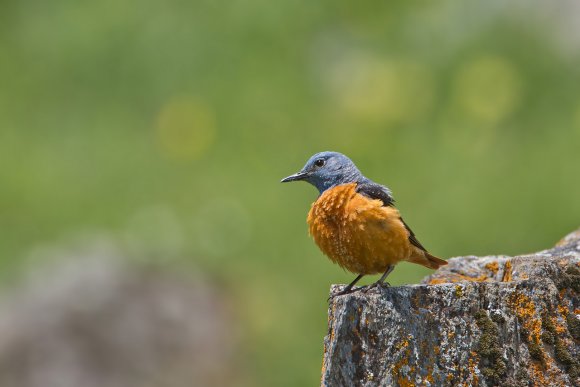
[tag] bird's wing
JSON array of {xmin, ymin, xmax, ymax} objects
[
  {"xmin": 398, "ymin": 216, "xmax": 428, "ymax": 252},
  {"xmin": 356, "ymin": 182, "xmax": 428, "ymax": 253},
  {"xmin": 355, "ymin": 182, "xmax": 395, "ymax": 206}
]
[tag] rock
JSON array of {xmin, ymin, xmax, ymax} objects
[
  {"xmin": 0, "ymin": 244, "xmax": 238, "ymax": 387},
  {"xmin": 322, "ymin": 228, "xmax": 580, "ymax": 386}
]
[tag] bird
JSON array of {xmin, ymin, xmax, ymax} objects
[{"xmin": 281, "ymin": 151, "xmax": 446, "ymax": 296}]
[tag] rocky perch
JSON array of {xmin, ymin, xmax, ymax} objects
[{"xmin": 322, "ymin": 228, "xmax": 580, "ymax": 387}]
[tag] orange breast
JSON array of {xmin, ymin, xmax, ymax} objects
[{"xmin": 307, "ymin": 183, "xmax": 413, "ymax": 275}]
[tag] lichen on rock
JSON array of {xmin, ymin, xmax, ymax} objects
[{"xmin": 322, "ymin": 228, "xmax": 580, "ymax": 386}]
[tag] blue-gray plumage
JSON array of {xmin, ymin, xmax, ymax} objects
[{"xmin": 280, "ymin": 151, "xmax": 392, "ymax": 200}]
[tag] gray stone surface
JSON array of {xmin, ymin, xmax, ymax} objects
[
  {"xmin": 0, "ymin": 244, "xmax": 238, "ymax": 387},
  {"xmin": 322, "ymin": 229, "xmax": 580, "ymax": 386}
]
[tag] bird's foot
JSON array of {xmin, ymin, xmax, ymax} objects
[
  {"xmin": 362, "ymin": 281, "xmax": 391, "ymax": 294},
  {"xmin": 328, "ymin": 285, "xmax": 364, "ymax": 301}
]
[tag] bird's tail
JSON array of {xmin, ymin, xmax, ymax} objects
[
  {"xmin": 424, "ymin": 252, "xmax": 447, "ymax": 269},
  {"xmin": 407, "ymin": 250, "xmax": 447, "ymax": 270}
]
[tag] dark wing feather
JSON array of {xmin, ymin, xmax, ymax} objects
[
  {"xmin": 356, "ymin": 182, "xmax": 428, "ymax": 253},
  {"xmin": 355, "ymin": 182, "xmax": 395, "ymax": 207},
  {"xmin": 399, "ymin": 217, "xmax": 428, "ymax": 252}
]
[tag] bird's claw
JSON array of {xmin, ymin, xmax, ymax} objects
[
  {"xmin": 328, "ymin": 285, "xmax": 363, "ymax": 301},
  {"xmin": 362, "ymin": 281, "xmax": 391, "ymax": 294}
]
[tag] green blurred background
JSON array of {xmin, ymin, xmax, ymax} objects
[{"xmin": 2, "ymin": 1, "xmax": 580, "ymax": 386}]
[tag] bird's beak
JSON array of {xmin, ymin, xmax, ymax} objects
[{"xmin": 281, "ymin": 171, "xmax": 308, "ymax": 183}]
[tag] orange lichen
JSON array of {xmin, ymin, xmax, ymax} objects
[
  {"xmin": 427, "ymin": 277, "xmax": 449, "ymax": 285},
  {"xmin": 528, "ymin": 361, "xmax": 567, "ymax": 387},
  {"xmin": 320, "ymin": 356, "xmax": 327, "ymax": 383},
  {"xmin": 425, "ymin": 368, "xmax": 434, "ymax": 384},
  {"xmin": 454, "ymin": 352, "xmax": 480, "ymax": 386},
  {"xmin": 502, "ymin": 260, "xmax": 513, "ymax": 282},
  {"xmin": 485, "ymin": 261, "xmax": 499, "ymax": 274},
  {"xmin": 397, "ymin": 375, "xmax": 414, "ymax": 387},
  {"xmin": 466, "ymin": 352, "xmax": 479, "ymax": 386},
  {"xmin": 328, "ymin": 304, "xmax": 336, "ymax": 343},
  {"xmin": 557, "ymin": 303, "xmax": 569, "ymax": 318},
  {"xmin": 392, "ymin": 347, "xmax": 413, "ymax": 387},
  {"xmin": 429, "ymin": 261, "xmax": 512, "ymax": 285},
  {"xmin": 427, "ymin": 273, "xmax": 489, "ymax": 285},
  {"xmin": 507, "ymin": 292, "xmax": 572, "ymax": 385},
  {"xmin": 528, "ymin": 362, "xmax": 552, "ymax": 386},
  {"xmin": 551, "ymin": 316, "xmax": 567, "ymax": 335},
  {"xmin": 394, "ymin": 336, "xmax": 410, "ymax": 350},
  {"xmin": 391, "ymin": 336, "xmax": 414, "ymax": 387},
  {"xmin": 509, "ymin": 292, "xmax": 541, "ymax": 341},
  {"xmin": 416, "ymin": 340, "xmax": 439, "ymax": 384}
]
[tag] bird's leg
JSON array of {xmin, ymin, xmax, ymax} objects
[
  {"xmin": 329, "ymin": 274, "xmax": 365, "ymax": 299},
  {"xmin": 363, "ymin": 265, "xmax": 395, "ymax": 293}
]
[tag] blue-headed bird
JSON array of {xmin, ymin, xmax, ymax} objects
[{"xmin": 281, "ymin": 151, "xmax": 446, "ymax": 296}]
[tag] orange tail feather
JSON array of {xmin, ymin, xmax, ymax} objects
[
  {"xmin": 407, "ymin": 251, "xmax": 447, "ymax": 270},
  {"xmin": 424, "ymin": 252, "xmax": 447, "ymax": 269}
]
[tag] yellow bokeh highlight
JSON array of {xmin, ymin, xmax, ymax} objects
[
  {"xmin": 329, "ymin": 55, "xmax": 434, "ymax": 125},
  {"xmin": 454, "ymin": 55, "xmax": 521, "ymax": 124},
  {"xmin": 156, "ymin": 96, "xmax": 216, "ymax": 161}
]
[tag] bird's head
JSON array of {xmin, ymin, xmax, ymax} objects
[{"xmin": 281, "ymin": 151, "xmax": 364, "ymax": 194}]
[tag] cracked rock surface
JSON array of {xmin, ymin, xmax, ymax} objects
[{"xmin": 322, "ymin": 228, "xmax": 580, "ymax": 387}]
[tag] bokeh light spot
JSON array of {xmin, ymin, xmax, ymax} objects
[
  {"xmin": 155, "ymin": 96, "xmax": 216, "ymax": 161},
  {"xmin": 454, "ymin": 55, "xmax": 521, "ymax": 124},
  {"xmin": 326, "ymin": 54, "xmax": 434, "ymax": 125}
]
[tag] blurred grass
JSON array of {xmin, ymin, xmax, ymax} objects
[{"xmin": 2, "ymin": 0, "xmax": 580, "ymax": 386}]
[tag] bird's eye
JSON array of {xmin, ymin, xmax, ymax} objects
[{"xmin": 314, "ymin": 158, "xmax": 325, "ymax": 167}]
